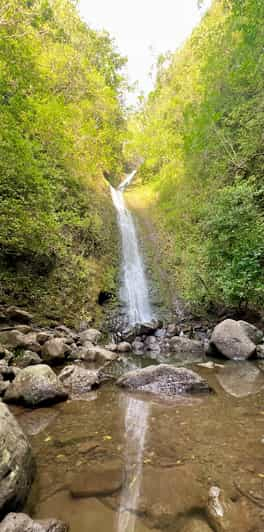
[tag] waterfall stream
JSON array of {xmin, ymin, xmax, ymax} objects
[
  {"xmin": 110, "ymin": 171, "xmax": 153, "ymax": 326},
  {"xmin": 111, "ymin": 172, "xmax": 152, "ymax": 531}
]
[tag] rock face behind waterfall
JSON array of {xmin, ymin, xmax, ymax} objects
[{"xmin": 117, "ymin": 364, "xmax": 212, "ymax": 396}]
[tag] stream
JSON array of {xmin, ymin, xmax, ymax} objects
[{"xmin": 11, "ymin": 174, "xmax": 264, "ymax": 531}]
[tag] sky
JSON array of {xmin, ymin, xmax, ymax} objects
[{"xmin": 78, "ymin": 0, "xmax": 212, "ymax": 104}]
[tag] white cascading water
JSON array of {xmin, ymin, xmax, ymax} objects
[
  {"xmin": 110, "ymin": 170, "xmax": 153, "ymax": 325},
  {"xmin": 117, "ymin": 396, "xmax": 149, "ymax": 532}
]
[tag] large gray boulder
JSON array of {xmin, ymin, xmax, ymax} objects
[
  {"xmin": 79, "ymin": 328, "xmax": 102, "ymax": 345},
  {"xmin": 59, "ymin": 365, "xmax": 98, "ymax": 397},
  {"xmin": 121, "ymin": 320, "xmax": 161, "ymax": 343},
  {"xmin": 256, "ymin": 344, "xmax": 264, "ymax": 359},
  {"xmin": 144, "ymin": 336, "xmax": 161, "ymax": 354},
  {"xmin": 117, "ymin": 364, "xmax": 212, "ymax": 396},
  {"xmin": 0, "ymin": 331, "xmax": 41, "ymax": 353},
  {"xmin": 116, "ymin": 342, "xmax": 131, "ymax": 353},
  {"xmin": 237, "ymin": 320, "xmax": 263, "ymax": 345},
  {"xmin": 210, "ymin": 319, "xmax": 256, "ymax": 360},
  {"xmin": 14, "ymin": 351, "xmax": 42, "ymax": 369},
  {"xmin": 169, "ymin": 337, "xmax": 205, "ymax": 361},
  {"xmin": 71, "ymin": 344, "xmax": 117, "ymax": 364},
  {"xmin": 131, "ymin": 339, "xmax": 144, "ymax": 355},
  {"xmin": 0, "ymin": 513, "xmax": 68, "ymax": 531},
  {"xmin": 4, "ymin": 365, "xmax": 68, "ymax": 407},
  {"xmin": 0, "ymin": 404, "xmax": 34, "ymax": 517},
  {"xmin": 41, "ymin": 338, "xmax": 69, "ymax": 364}
]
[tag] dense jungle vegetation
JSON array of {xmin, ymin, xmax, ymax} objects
[
  {"xmin": 127, "ymin": 0, "xmax": 264, "ymax": 314},
  {"xmin": 0, "ymin": 0, "xmax": 126, "ymax": 324}
]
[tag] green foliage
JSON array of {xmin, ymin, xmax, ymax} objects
[
  {"xmin": 128, "ymin": 0, "xmax": 264, "ymax": 311},
  {"xmin": 0, "ymin": 0, "xmax": 126, "ymax": 323}
]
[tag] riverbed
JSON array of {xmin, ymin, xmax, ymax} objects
[{"xmin": 11, "ymin": 358, "xmax": 264, "ymax": 531}]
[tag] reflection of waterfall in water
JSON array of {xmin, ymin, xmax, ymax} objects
[
  {"xmin": 117, "ymin": 396, "xmax": 150, "ymax": 532},
  {"xmin": 110, "ymin": 171, "xmax": 153, "ymax": 325}
]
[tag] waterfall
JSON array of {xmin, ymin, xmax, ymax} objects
[
  {"xmin": 117, "ymin": 396, "xmax": 149, "ymax": 532},
  {"xmin": 110, "ymin": 171, "xmax": 153, "ymax": 325}
]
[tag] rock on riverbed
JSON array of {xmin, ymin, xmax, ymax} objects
[
  {"xmin": 210, "ymin": 319, "xmax": 257, "ymax": 360},
  {"xmin": 59, "ymin": 365, "xmax": 99, "ymax": 397},
  {"xmin": 117, "ymin": 364, "xmax": 212, "ymax": 396},
  {"xmin": 4, "ymin": 365, "xmax": 68, "ymax": 407},
  {"xmin": 0, "ymin": 513, "xmax": 69, "ymax": 531},
  {"xmin": 0, "ymin": 403, "xmax": 34, "ymax": 517}
]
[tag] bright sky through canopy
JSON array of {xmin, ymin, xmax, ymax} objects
[{"xmin": 79, "ymin": 0, "xmax": 211, "ymax": 103}]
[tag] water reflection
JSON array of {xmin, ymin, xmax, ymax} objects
[
  {"xmin": 117, "ymin": 395, "xmax": 150, "ymax": 532},
  {"xmin": 217, "ymin": 361, "xmax": 264, "ymax": 397}
]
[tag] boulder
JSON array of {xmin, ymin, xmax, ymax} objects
[
  {"xmin": 154, "ymin": 327, "xmax": 167, "ymax": 338},
  {"xmin": 136, "ymin": 320, "xmax": 162, "ymax": 336},
  {"xmin": 238, "ymin": 320, "xmax": 263, "ymax": 345},
  {"xmin": 59, "ymin": 365, "xmax": 98, "ymax": 397},
  {"xmin": 256, "ymin": 344, "xmax": 264, "ymax": 359},
  {"xmin": 166, "ymin": 323, "xmax": 180, "ymax": 337},
  {"xmin": 144, "ymin": 336, "xmax": 161, "ymax": 354},
  {"xmin": 0, "ymin": 513, "xmax": 68, "ymax": 531},
  {"xmin": 79, "ymin": 328, "xmax": 102, "ymax": 345},
  {"xmin": 21, "ymin": 333, "xmax": 41, "ymax": 353},
  {"xmin": 116, "ymin": 342, "xmax": 131, "ymax": 353},
  {"xmin": 41, "ymin": 338, "xmax": 68, "ymax": 364},
  {"xmin": 121, "ymin": 320, "xmax": 161, "ymax": 342},
  {"xmin": 67, "ymin": 342, "xmax": 93, "ymax": 361},
  {"xmin": 104, "ymin": 343, "xmax": 117, "ymax": 352},
  {"xmin": 0, "ymin": 403, "xmax": 34, "ymax": 517},
  {"xmin": 210, "ymin": 319, "xmax": 256, "ymax": 360},
  {"xmin": 97, "ymin": 358, "xmax": 132, "ymax": 383},
  {"xmin": 4, "ymin": 365, "xmax": 68, "ymax": 407},
  {"xmin": 0, "ymin": 345, "xmax": 13, "ymax": 363},
  {"xmin": 169, "ymin": 337, "xmax": 205, "ymax": 358},
  {"xmin": 13, "ymin": 325, "xmax": 32, "ymax": 334},
  {"xmin": 117, "ymin": 364, "xmax": 212, "ymax": 396},
  {"xmin": 14, "ymin": 351, "xmax": 42, "ymax": 369},
  {"xmin": 72, "ymin": 344, "xmax": 117, "ymax": 364},
  {"xmin": 37, "ymin": 332, "xmax": 52, "ymax": 345},
  {"xmin": 5, "ymin": 307, "xmax": 33, "ymax": 324},
  {"xmin": 55, "ymin": 325, "xmax": 73, "ymax": 336},
  {"xmin": 0, "ymin": 331, "xmax": 41, "ymax": 353},
  {"xmin": 68, "ymin": 460, "xmax": 123, "ymax": 498},
  {"xmin": 0, "ymin": 381, "xmax": 9, "ymax": 396},
  {"xmin": 131, "ymin": 339, "xmax": 144, "ymax": 355}
]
